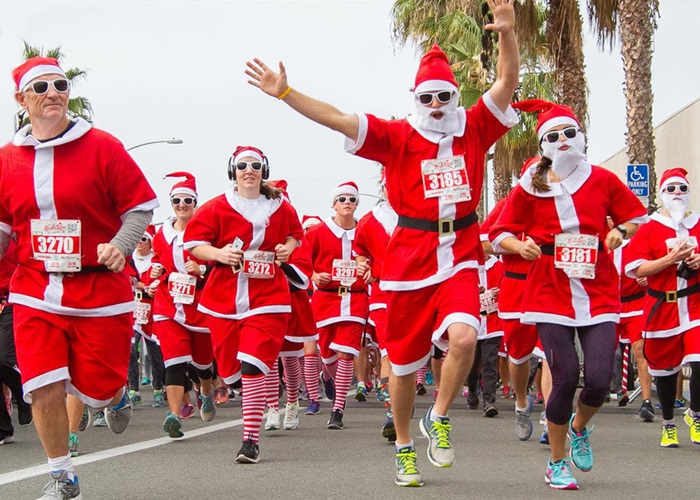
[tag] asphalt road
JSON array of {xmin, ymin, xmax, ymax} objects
[{"xmin": 0, "ymin": 386, "xmax": 697, "ymax": 499}]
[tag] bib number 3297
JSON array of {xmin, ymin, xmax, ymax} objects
[
  {"xmin": 31, "ymin": 219, "xmax": 82, "ymax": 273},
  {"xmin": 332, "ymin": 259, "xmax": 357, "ymax": 286}
]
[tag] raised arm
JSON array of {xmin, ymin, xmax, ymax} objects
[
  {"xmin": 484, "ymin": 0, "xmax": 519, "ymax": 113},
  {"xmin": 246, "ymin": 59, "xmax": 359, "ymax": 142}
]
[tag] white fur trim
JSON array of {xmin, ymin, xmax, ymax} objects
[
  {"xmin": 170, "ymin": 187, "xmax": 197, "ymax": 199},
  {"xmin": 332, "ymin": 184, "xmax": 360, "ymax": 205},
  {"xmin": 233, "ymin": 150, "xmax": 264, "ymax": 164},
  {"xmin": 414, "ymin": 80, "xmax": 458, "ymax": 94},
  {"xmin": 19, "ymin": 65, "xmax": 66, "ymax": 91},
  {"xmin": 537, "ymin": 117, "xmax": 579, "ymax": 139},
  {"xmin": 660, "ymin": 176, "xmax": 689, "ymax": 191}
]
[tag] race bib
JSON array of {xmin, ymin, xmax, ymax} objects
[
  {"xmin": 665, "ymin": 236, "xmax": 699, "ymax": 254},
  {"xmin": 332, "ymin": 259, "xmax": 357, "ymax": 286},
  {"xmin": 134, "ymin": 301, "xmax": 151, "ymax": 325},
  {"xmin": 168, "ymin": 272, "xmax": 196, "ymax": 304},
  {"xmin": 31, "ymin": 219, "xmax": 82, "ymax": 272},
  {"xmin": 421, "ymin": 155, "xmax": 471, "ymax": 204},
  {"xmin": 243, "ymin": 250, "xmax": 276, "ymax": 279},
  {"xmin": 554, "ymin": 234, "xmax": 599, "ymax": 280},
  {"xmin": 479, "ymin": 288, "xmax": 499, "ymax": 315}
]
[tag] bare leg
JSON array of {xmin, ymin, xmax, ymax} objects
[
  {"xmin": 434, "ymin": 323, "xmax": 477, "ymax": 416},
  {"xmin": 32, "ymin": 382, "xmax": 69, "ymax": 458}
]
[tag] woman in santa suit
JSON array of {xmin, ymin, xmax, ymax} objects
[
  {"xmin": 489, "ymin": 100, "xmax": 648, "ymax": 490},
  {"xmin": 150, "ymin": 173, "xmax": 216, "ymax": 439},
  {"xmin": 625, "ymin": 167, "xmax": 700, "ymax": 448},
  {"xmin": 184, "ymin": 146, "xmax": 302, "ymax": 464}
]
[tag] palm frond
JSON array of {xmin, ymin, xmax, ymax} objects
[{"xmin": 68, "ymin": 96, "xmax": 94, "ymax": 123}]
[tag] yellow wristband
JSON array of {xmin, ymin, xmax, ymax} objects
[{"xmin": 278, "ymin": 86, "xmax": 292, "ymax": 100}]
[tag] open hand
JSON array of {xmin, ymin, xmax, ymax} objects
[
  {"xmin": 484, "ymin": 0, "xmax": 515, "ymax": 34},
  {"xmin": 246, "ymin": 58, "xmax": 288, "ymax": 98}
]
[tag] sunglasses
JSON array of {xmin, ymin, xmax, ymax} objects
[
  {"xmin": 235, "ymin": 161, "xmax": 263, "ymax": 172},
  {"xmin": 416, "ymin": 91, "xmax": 454, "ymax": 105},
  {"xmin": 24, "ymin": 79, "xmax": 70, "ymax": 95},
  {"xmin": 335, "ymin": 196, "xmax": 358, "ymax": 204},
  {"xmin": 664, "ymin": 184, "xmax": 689, "ymax": 194},
  {"xmin": 139, "ymin": 237, "xmax": 149, "ymax": 243},
  {"xmin": 543, "ymin": 127, "xmax": 578, "ymax": 144},
  {"xmin": 171, "ymin": 197, "xmax": 195, "ymax": 206}
]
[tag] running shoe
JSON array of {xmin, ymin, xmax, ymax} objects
[
  {"xmin": 617, "ymin": 391, "xmax": 629, "ymax": 407},
  {"xmin": 655, "ymin": 398, "xmax": 687, "ymax": 410},
  {"xmin": 105, "ymin": 394, "xmax": 133, "ymax": 434},
  {"xmin": 501, "ymin": 385, "xmax": 512, "ymax": 399},
  {"xmin": 461, "ymin": 388, "xmax": 469, "ymax": 398},
  {"xmin": 305, "ymin": 400, "xmax": 320, "ymax": 415},
  {"xmin": 327, "ymin": 409, "xmax": 344, "ymax": 429},
  {"xmin": 264, "ymin": 407, "xmax": 280, "ymax": 431},
  {"xmin": 321, "ymin": 375, "xmax": 335, "ymax": 401},
  {"xmin": 127, "ymin": 389, "xmax": 142, "ymax": 406},
  {"xmin": 684, "ymin": 408, "xmax": 693, "ymax": 427},
  {"xmin": 568, "ymin": 415, "xmax": 593, "ymax": 472},
  {"xmin": 152, "ymin": 390, "xmax": 165, "ymax": 408},
  {"xmin": 467, "ymin": 394, "xmax": 479, "ymax": 410},
  {"xmin": 141, "ymin": 376, "xmax": 151, "ymax": 386},
  {"xmin": 660, "ymin": 423, "xmax": 679, "ymax": 448},
  {"xmin": 419, "ymin": 404, "xmax": 454, "ymax": 468},
  {"xmin": 214, "ymin": 386, "xmax": 229, "ymax": 405},
  {"xmin": 199, "ymin": 391, "xmax": 216, "ymax": 422},
  {"xmin": 483, "ymin": 403, "xmax": 498, "ymax": 418},
  {"xmin": 37, "ymin": 470, "xmax": 81, "ymax": 499},
  {"xmin": 194, "ymin": 388, "xmax": 203, "ymax": 411},
  {"xmin": 515, "ymin": 395, "xmax": 534, "ymax": 441},
  {"xmin": 534, "ymin": 392, "xmax": 544, "ymax": 404},
  {"xmin": 179, "ymin": 403, "xmax": 195, "ymax": 420},
  {"xmin": 639, "ymin": 399, "xmax": 655, "ymax": 422},
  {"xmin": 235, "ymin": 439, "xmax": 260, "ymax": 464},
  {"xmin": 395, "ymin": 445, "xmax": 424, "ymax": 487},
  {"xmin": 18, "ymin": 401, "xmax": 32, "ymax": 427},
  {"xmin": 0, "ymin": 434, "xmax": 13, "ymax": 445},
  {"xmin": 77, "ymin": 406, "xmax": 91, "ymax": 431},
  {"xmin": 415, "ymin": 383, "xmax": 427, "ymax": 396},
  {"xmin": 545, "ymin": 459, "xmax": 579, "ymax": 490},
  {"xmin": 376, "ymin": 384, "xmax": 390, "ymax": 402},
  {"xmin": 92, "ymin": 410, "xmax": 107, "ymax": 427},
  {"xmin": 284, "ymin": 402, "xmax": 299, "ymax": 430},
  {"xmin": 382, "ymin": 415, "xmax": 397, "ymax": 442},
  {"xmin": 355, "ymin": 383, "xmax": 368, "ymax": 402},
  {"xmin": 163, "ymin": 411, "xmax": 184, "ymax": 438},
  {"xmin": 68, "ymin": 432, "xmax": 79, "ymax": 457},
  {"xmin": 539, "ymin": 428, "xmax": 549, "ymax": 445},
  {"xmin": 298, "ymin": 387, "xmax": 309, "ymax": 402},
  {"xmin": 690, "ymin": 414, "xmax": 700, "ymax": 445}
]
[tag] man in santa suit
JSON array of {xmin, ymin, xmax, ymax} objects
[
  {"xmin": 305, "ymin": 181, "xmax": 369, "ymax": 430},
  {"xmin": 0, "ymin": 56, "xmax": 158, "ymax": 498},
  {"xmin": 246, "ymin": 0, "xmax": 519, "ymax": 486},
  {"xmin": 625, "ymin": 167, "xmax": 700, "ymax": 448}
]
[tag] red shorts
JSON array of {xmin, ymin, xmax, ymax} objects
[
  {"xmin": 644, "ymin": 326, "xmax": 700, "ymax": 376},
  {"xmin": 155, "ymin": 319, "xmax": 213, "ymax": 370},
  {"xmin": 14, "ymin": 305, "xmax": 131, "ymax": 407},
  {"xmin": 369, "ymin": 307, "xmax": 387, "ymax": 352},
  {"xmin": 318, "ymin": 321, "xmax": 364, "ymax": 362},
  {"xmin": 502, "ymin": 318, "xmax": 539, "ymax": 364},
  {"xmin": 208, "ymin": 313, "xmax": 288, "ymax": 384},
  {"xmin": 498, "ymin": 336, "xmax": 508, "ymax": 357},
  {"xmin": 617, "ymin": 314, "xmax": 644, "ymax": 344},
  {"xmin": 385, "ymin": 268, "xmax": 480, "ymax": 376},
  {"xmin": 280, "ymin": 338, "xmax": 303, "ymax": 358}
]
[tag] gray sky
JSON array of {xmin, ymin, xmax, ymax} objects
[{"xmin": 1, "ymin": 0, "xmax": 698, "ymax": 223}]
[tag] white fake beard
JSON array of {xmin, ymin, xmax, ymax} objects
[
  {"xmin": 413, "ymin": 98, "xmax": 461, "ymax": 136},
  {"xmin": 541, "ymin": 133, "xmax": 587, "ymax": 180},
  {"xmin": 661, "ymin": 193, "xmax": 689, "ymax": 224}
]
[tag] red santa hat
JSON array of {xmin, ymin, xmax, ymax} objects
[
  {"xmin": 413, "ymin": 44, "xmax": 459, "ymax": 94},
  {"xmin": 520, "ymin": 156, "xmax": 541, "ymax": 177},
  {"xmin": 13, "ymin": 56, "xmax": 67, "ymax": 92},
  {"xmin": 232, "ymin": 145, "xmax": 264, "ymax": 165},
  {"xmin": 164, "ymin": 171, "xmax": 198, "ymax": 199},
  {"xmin": 331, "ymin": 181, "xmax": 360, "ymax": 205},
  {"xmin": 301, "ymin": 215, "xmax": 323, "ymax": 230},
  {"xmin": 268, "ymin": 179, "xmax": 290, "ymax": 202},
  {"xmin": 143, "ymin": 224, "xmax": 156, "ymax": 241},
  {"xmin": 512, "ymin": 99, "xmax": 580, "ymax": 141},
  {"xmin": 659, "ymin": 167, "xmax": 689, "ymax": 191}
]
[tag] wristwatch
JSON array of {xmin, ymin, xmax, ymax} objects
[{"xmin": 615, "ymin": 224, "xmax": 628, "ymax": 239}]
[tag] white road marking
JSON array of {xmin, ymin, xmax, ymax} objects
[{"xmin": 0, "ymin": 418, "xmax": 243, "ymax": 486}]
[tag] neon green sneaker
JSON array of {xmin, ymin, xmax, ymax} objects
[
  {"xmin": 660, "ymin": 424, "xmax": 679, "ymax": 448},
  {"xmin": 690, "ymin": 415, "xmax": 700, "ymax": 445},
  {"xmin": 395, "ymin": 446, "xmax": 424, "ymax": 487},
  {"xmin": 419, "ymin": 405, "xmax": 454, "ymax": 467}
]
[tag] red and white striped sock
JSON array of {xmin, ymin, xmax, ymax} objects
[
  {"xmin": 333, "ymin": 357, "xmax": 354, "ymax": 412},
  {"xmin": 264, "ymin": 358, "xmax": 280, "ymax": 410},
  {"xmin": 325, "ymin": 360, "xmax": 338, "ymax": 380},
  {"xmin": 416, "ymin": 364, "xmax": 428, "ymax": 385},
  {"xmin": 281, "ymin": 357, "xmax": 301, "ymax": 405},
  {"xmin": 241, "ymin": 374, "xmax": 265, "ymax": 443},
  {"xmin": 304, "ymin": 354, "xmax": 320, "ymax": 401}
]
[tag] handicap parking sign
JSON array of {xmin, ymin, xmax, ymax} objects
[{"xmin": 627, "ymin": 164, "xmax": 649, "ymax": 207}]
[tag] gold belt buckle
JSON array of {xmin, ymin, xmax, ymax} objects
[
  {"xmin": 438, "ymin": 218, "xmax": 454, "ymax": 236},
  {"xmin": 135, "ymin": 290, "xmax": 143, "ymax": 301},
  {"xmin": 666, "ymin": 290, "xmax": 678, "ymax": 303},
  {"xmin": 338, "ymin": 286, "xmax": 349, "ymax": 296}
]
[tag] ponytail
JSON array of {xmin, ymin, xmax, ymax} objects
[{"xmin": 530, "ymin": 157, "xmax": 552, "ymax": 193}]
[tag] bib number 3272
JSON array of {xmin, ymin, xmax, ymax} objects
[
  {"xmin": 31, "ymin": 219, "xmax": 82, "ymax": 273},
  {"xmin": 243, "ymin": 251, "xmax": 276, "ymax": 279},
  {"xmin": 421, "ymin": 155, "xmax": 471, "ymax": 204},
  {"xmin": 554, "ymin": 234, "xmax": 598, "ymax": 280}
]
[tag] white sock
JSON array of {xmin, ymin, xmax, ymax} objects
[
  {"xmin": 395, "ymin": 440, "xmax": 414, "ymax": 451},
  {"xmin": 430, "ymin": 408, "xmax": 447, "ymax": 421},
  {"xmin": 48, "ymin": 453, "xmax": 75, "ymax": 480},
  {"xmin": 662, "ymin": 418, "xmax": 675, "ymax": 426}
]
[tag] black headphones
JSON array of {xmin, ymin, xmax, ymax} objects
[{"xmin": 228, "ymin": 146, "xmax": 270, "ymax": 181}]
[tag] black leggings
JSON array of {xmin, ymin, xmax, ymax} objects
[
  {"xmin": 127, "ymin": 331, "xmax": 165, "ymax": 391},
  {"xmin": 657, "ymin": 362, "xmax": 700, "ymax": 420},
  {"xmin": 538, "ymin": 322, "xmax": 617, "ymax": 425}
]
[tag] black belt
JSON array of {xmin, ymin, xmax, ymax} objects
[
  {"xmin": 504, "ymin": 271, "xmax": 527, "ymax": 280},
  {"xmin": 317, "ymin": 286, "xmax": 367, "ymax": 297},
  {"xmin": 397, "ymin": 211, "xmax": 478, "ymax": 236},
  {"xmin": 540, "ymin": 242, "xmax": 605, "ymax": 256},
  {"xmin": 621, "ymin": 291, "xmax": 646, "ymax": 303}
]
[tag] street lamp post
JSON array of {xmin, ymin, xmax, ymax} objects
[{"xmin": 127, "ymin": 138, "xmax": 183, "ymax": 152}]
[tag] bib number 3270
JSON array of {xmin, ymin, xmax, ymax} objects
[{"xmin": 31, "ymin": 219, "xmax": 82, "ymax": 273}]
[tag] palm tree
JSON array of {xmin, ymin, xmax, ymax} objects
[{"xmin": 15, "ymin": 42, "xmax": 94, "ymax": 131}]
